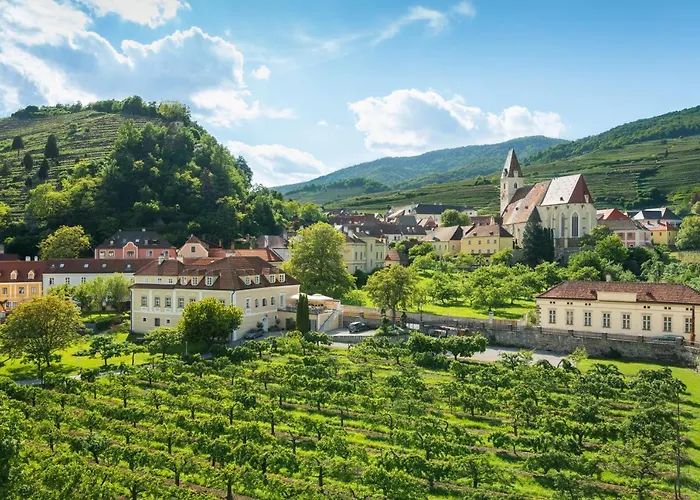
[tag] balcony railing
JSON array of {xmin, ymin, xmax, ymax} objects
[{"xmin": 279, "ymin": 305, "xmax": 329, "ymax": 315}]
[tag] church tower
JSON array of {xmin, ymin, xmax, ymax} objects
[{"xmin": 500, "ymin": 148, "xmax": 524, "ymax": 214}]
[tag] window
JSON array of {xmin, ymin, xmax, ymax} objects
[
  {"xmin": 81, "ymin": 277, "xmax": 87, "ymax": 284},
  {"xmin": 566, "ymin": 310, "xmax": 574, "ymax": 326},
  {"xmin": 245, "ymin": 298, "xmax": 251, "ymax": 311},
  {"xmin": 166, "ymin": 319, "xmax": 171, "ymax": 325},
  {"xmin": 108, "ymin": 251, "xmax": 114, "ymax": 257},
  {"xmin": 28, "ymin": 271, "xmax": 35, "ymax": 279},
  {"xmin": 65, "ymin": 277, "xmax": 71, "ymax": 285},
  {"xmin": 254, "ymin": 275, "xmax": 260, "ymax": 284},
  {"xmin": 560, "ymin": 213, "xmax": 566, "ymax": 238},
  {"xmin": 165, "ymin": 297, "xmax": 172, "ymax": 308},
  {"xmin": 255, "ymin": 299, "xmax": 259, "ymax": 308},
  {"xmin": 180, "ymin": 276, "xmax": 187, "ymax": 285},
  {"xmin": 1, "ymin": 287, "xmax": 7, "ymax": 295},
  {"xmin": 126, "ymin": 251, "xmax": 135, "ymax": 258},
  {"xmin": 10, "ymin": 271, "xmax": 17, "ymax": 280},
  {"xmin": 244, "ymin": 277, "xmax": 251, "ymax": 285},
  {"xmin": 155, "ymin": 318, "xmax": 160, "ymax": 327},
  {"xmin": 643, "ymin": 315, "xmax": 651, "ymax": 331},
  {"xmin": 571, "ymin": 213, "xmax": 579, "ymax": 238},
  {"xmin": 191, "ymin": 245, "xmax": 196, "ymax": 253},
  {"xmin": 622, "ymin": 314, "xmax": 631, "ymax": 329},
  {"xmin": 280, "ymin": 293, "xmax": 286, "ymax": 307},
  {"xmin": 178, "ymin": 297, "xmax": 184, "ymax": 309},
  {"xmin": 280, "ymin": 274, "xmax": 285, "ymax": 283},
  {"xmin": 192, "ymin": 277, "xmax": 199, "ymax": 286},
  {"xmin": 663, "ymin": 316, "xmax": 672, "ymax": 332},
  {"xmin": 18, "ymin": 287, "xmax": 24, "ymax": 295},
  {"xmin": 168, "ymin": 278, "xmax": 174, "ymax": 284},
  {"xmin": 141, "ymin": 296, "xmax": 147, "ymax": 307},
  {"xmin": 189, "ymin": 298, "xmax": 196, "ymax": 304},
  {"xmin": 548, "ymin": 309, "xmax": 556, "ymax": 324},
  {"xmin": 269, "ymin": 275, "xmax": 276, "ymax": 283},
  {"xmin": 602, "ymin": 313, "xmax": 611, "ymax": 328},
  {"xmin": 271, "ymin": 296, "xmax": 275, "ymax": 306},
  {"xmin": 206, "ymin": 276, "xmax": 214, "ymax": 286},
  {"xmin": 142, "ymin": 317, "xmax": 147, "ymax": 322},
  {"xmin": 584, "ymin": 311, "xmax": 591, "ymax": 326},
  {"xmin": 685, "ymin": 317, "xmax": 692, "ymax": 334},
  {"xmin": 154, "ymin": 296, "xmax": 161, "ymax": 307},
  {"xmin": 49, "ymin": 277, "xmax": 55, "ymax": 285},
  {"xmin": 99, "ymin": 251, "xmax": 105, "ymax": 257},
  {"xmin": 147, "ymin": 250, "xmax": 153, "ymax": 257},
  {"xmin": 262, "ymin": 298, "xmax": 267, "ymax": 307},
  {"xmin": 30, "ymin": 287, "xmax": 37, "ymax": 294},
  {"xmin": 157, "ymin": 278, "xmax": 162, "ymax": 284}
]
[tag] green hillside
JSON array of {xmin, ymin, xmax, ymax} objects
[
  {"xmin": 277, "ymin": 135, "xmax": 565, "ymax": 195},
  {"xmin": 284, "ymin": 178, "xmax": 389, "ymax": 205},
  {"xmin": 330, "ymin": 107, "xmax": 700, "ymax": 215}
]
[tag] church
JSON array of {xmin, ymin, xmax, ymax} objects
[{"xmin": 499, "ymin": 149, "xmax": 597, "ymax": 248}]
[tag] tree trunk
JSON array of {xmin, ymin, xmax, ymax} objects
[
  {"xmin": 174, "ymin": 472, "xmax": 180, "ymax": 487},
  {"xmin": 227, "ymin": 482, "xmax": 233, "ymax": 500}
]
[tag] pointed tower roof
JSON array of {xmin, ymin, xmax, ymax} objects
[{"xmin": 502, "ymin": 148, "xmax": 523, "ymax": 178}]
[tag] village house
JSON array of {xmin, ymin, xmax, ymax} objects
[
  {"xmin": 536, "ymin": 281, "xmax": 699, "ymax": 341},
  {"xmin": 647, "ymin": 222, "xmax": 679, "ymax": 246},
  {"xmin": 422, "ymin": 226, "xmax": 467, "ymax": 256},
  {"xmin": 130, "ymin": 255, "xmax": 301, "ymax": 337},
  {"xmin": 596, "ymin": 217, "xmax": 652, "ymax": 248},
  {"xmin": 628, "ymin": 207, "xmax": 682, "ymax": 227},
  {"xmin": 96, "ymin": 229, "xmax": 176, "ymax": 259},
  {"xmin": 43, "ymin": 259, "xmax": 153, "ymax": 292},
  {"xmin": 177, "ymin": 235, "xmax": 229, "ymax": 260},
  {"xmin": 460, "ymin": 223, "xmax": 514, "ymax": 256},
  {"xmin": 0, "ymin": 260, "xmax": 43, "ymax": 311},
  {"xmin": 500, "ymin": 149, "xmax": 597, "ymax": 248},
  {"xmin": 340, "ymin": 227, "xmax": 387, "ymax": 273}
]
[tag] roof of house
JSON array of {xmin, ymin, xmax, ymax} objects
[
  {"xmin": 646, "ymin": 222, "xmax": 679, "ymax": 232},
  {"xmin": 132, "ymin": 256, "xmax": 298, "ymax": 291},
  {"xmin": 0, "ymin": 261, "xmax": 43, "ymax": 282},
  {"xmin": 537, "ymin": 281, "xmax": 700, "ymax": 305},
  {"xmin": 255, "ymin": 235, "xmax": 288, "ymax": 249},
  {"xmin": 183, "ymin": 235, "xmax": 212, "ymax": 249},
  {"xmin": 632, "ymin": 207, "xmax": 682, "ymax": 222},
  {"xmin": 97, "ymin": 230, "xmax": 174, "ymax": 249},
  {"xmin": 470, "ymin": 215, "xmax": 494, "ymax": 226},
  {"xmin": 411, "ymin": 204, "xmax": 473, "ymax": 215},
  {"xmin": 385, "ymin": 250, "xmax": 409, "ymax": 266},
  {"xmin": 232, "ymin": 248, "xmax": 283, "ymax": 262},
  {"xmin": 597, "ymin": 208, "xmax": 629, "ymax": 221},
  {"xmin": 540, "ymin": 174, "xmax": 593, "ymax": 206},
  {"xmin": 423, "ymin": 225, "xmax": 466, "ymax": 242},
  {"xmin": 463, "ymin": 224, "xmax": 513, "ymax": 238},
  {"xmin": 597, "ymin": 218, "xmax": 650, "ymax": 232},
  {"xmin": 44, "ymin": 259, "xmax": 154, "ymax": 274},
  {"xmin": 417, "ymin": 217, "xmax": 438, "ymax": 228},
  {"xmin": 501, "ymin": 181, "xmax": 548, "ymax": 225},
  {"xmin": 502, "ymin": 148, "xmax": 523, "ymax": 178}
]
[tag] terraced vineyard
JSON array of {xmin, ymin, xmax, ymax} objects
[
  {"xmin": 329, "ymin": 135, "xmax": 700, "ymax": 215},
  {"xmin": 0, "ymin": 333, "xmax": 694, "ymax": 499},
  {"xmin": 0, "ymin": 111, "xmax": 158, "ymax": 218}
]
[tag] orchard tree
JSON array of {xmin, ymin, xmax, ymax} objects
[
  {"xmin": 39, "ymin": 225, "xmax": 91, "ymax": 259},
  {"xmin": 443, "ymin": 334, "xmax": 488, "ymax": 361},
  {"xmin": 365, "ymin": 264, "xmax": 417, "ymax": 324},
  {"xmin": 594, "ymin": 235, "xmax": 628, "ymax": 264},
  {"xmin": 89, "ymin": 335, "xmax": 125, "ymax": 366},
  {"xmin": 0, "ymin": 295, "xmax": 82, "ymax": 376},
  {"xmin": 144, "ymin": 327, "xmax": 182, "ymax": 359},
  {"xmin": 410, "ymin": 281, "xmax": 430, "ymax": 324},
  {"xmin": 283, "ymin": 222, "xmax": 354, "ymax": 298},
  {"xmin": 428, "ymin": 271, "xmax": 462, "ymax": 306},
  {"xmin": 179, "ymin": 297, "xmax": 242, "ymax": 347},
  {"xmin": 11, "ymin": 135, "xmax": 24, "ymax": 159},
  {"xmin": 440, "ymin": 209, "xmax": 470, "ymax": 226},
  {"xmin": 44, "ymin": 134, "xmax": 59, "ymax": 163}
]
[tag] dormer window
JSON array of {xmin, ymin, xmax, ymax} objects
[
  {"xmin": 83, "ymin": 263, "xmax": 89, "ymax": 268},
  {"xmin": 59, "ymin": 263, "xmax": 64, "ymax": 268},
  {"xmin": 244, "ymin": 277, "xmax": 251, "ymax": 285},
  {"xmin": 192, "ymin": 277, "xmax": 199, "ymax": 286},
  {"xmin": 206, "ymin": 276, "xmax": 214, "ymax": 286},
  {"xmin": 279, "ymin": 274, "xmax": 286, "ymax": 283},
  {"xmin": 10, "ymin": 271, "xmax": 17, "ymax": 280},
  {"xmin": 269, "ymin": 275, "xmax": 276, "ymax": 283},
  {"xmin": 254, "ymin": 275, "xmax": 260, "ymax": 285},
  {"xmin": 180, "ymin": 276, "xmax": 187, "ymax": 285},
  {"xmin": 28, "ymin": 271, "xmax": 35, "ymax": 280}
]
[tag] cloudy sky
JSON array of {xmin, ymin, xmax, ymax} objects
[{"xmin": 1, "ymin": 0, "xmax": 698, "ymax": 186}]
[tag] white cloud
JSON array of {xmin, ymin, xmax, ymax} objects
[
  {"xmin": 348, "ymin": 89, "xmax": 565, "ymax": 156},
  {"xmin": 251, "ymin": 65, "xmax": 271, "ymax": 80},
  {"xmin": 375, "ymin": 6, "xmax": 448, "ymax": 44},
  {"xmin": 78, "ymin": 0, "xmax": 189, "ymax": 28},
  {"xmin": 0, "ymin": 0, "xmax": 92, "ymax": 47},
  {"xmin": 191, "ymin": 87, "xmax": 295, "ymax": 126},
  {"xmin": 317, "ymin": 120, "xmax": 328, "ymax": 126},
  {"xmin": 0, "ymin": 83, "xmax": 20, "ymax": 113},
  {"xmin": 227, "ymin": 141, "xmax": 328, "ymax": 186},
  {"xmin": 453, "ymin": 1, "xmax": 476, "ymax": 17}
]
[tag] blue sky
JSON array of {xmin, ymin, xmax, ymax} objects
[{"xmin": 1, "ymin": 0, "xmax": 699, "ymax": 186}]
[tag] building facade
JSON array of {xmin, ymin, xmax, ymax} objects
[
  {"xmin": 96, "ymin": 229, "xmax": 176, "ymax": 259},
  {"xmin": 596, "ymin": 218, "xmax": 651, "ymax": 247},
  {"xmin": 500, "ymin": 149, "xmax": 597, "ymax": 248},
  {"xmin": 130, "ymin": 256, "xmax": 300, "ymax": 337},
  {"xmin": 460, "ymin": 224, "xmax": 513, "ymax": 255},
  {"xmin": 536, "ymin": 281, "xmax": 700, "ymax": 340},
  {"xmin": 422, "ymin": 226, "xmax": 467, "ymax": 256},
  {"xmin": 647, "ymin": 222, "xmax": 679, "ymax": 246},
  {"xmin": 0, "ymin": 261, "xmax": 43, "ymax": 311}
]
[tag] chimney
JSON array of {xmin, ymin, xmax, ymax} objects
[
  {"xmin": 158, "ymin": 255, "xmax": 165, "ymax": 265},
  {"xmin": 142, "ymin": 228, "xmax": 146, "ymax": 232},
  {"xmin": 264, "ymin": 235, "xmax": 269, "ymax": 248},
  {"xmin": 605, "ymin": 274, "xmax": 612, "ymax": 282},
  {"xmin": 34, "ymin": 256, "xmax": 38, "ymax": 261},
  {"xmin": 25, "ymin": 256, "xmax": 30, "ymax": 261}
]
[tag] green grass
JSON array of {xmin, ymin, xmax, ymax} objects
[
  {"xmin": 674, "ymin": 251, "xmax": 700, "ymax": 263},
  {"xmin": 81, "ymin": 312, "xmax": 123, "ymax": 322}
]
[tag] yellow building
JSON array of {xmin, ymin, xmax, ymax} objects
[
  {"xmin": 341, "ymin": 231, "xmax": 387, "ymax": 274},
  {"xmin": 130, "ymin": 255, "xmax": 300, "ymax": 338},
  {"xmin": 460, "ymin": 224, "xmax": 514, "ymax": 256},
  {"xmin": 0, "ymin": 261, "xmax": 43, "ymax": 311},
  {"xmin": 647, "ymin": 222, "xmax": 679, "ymax": 246},
  {"xmin": 422, "ymin": 226, "xmax": 466, "ymax": 256}
]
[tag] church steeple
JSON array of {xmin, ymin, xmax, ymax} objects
[{"xmin": 500, "ymin": 148, "xmax": 524, "ymax": 214}]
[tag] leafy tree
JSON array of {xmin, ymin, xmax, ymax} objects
[
  {"xmin": 10, "ymin": 135, "xmax": 23, "ymax": 159},
  {"xmin": 144, "ymin": 327, "xmax": 182, "ymax": 359},
  {"xmin": 295, "ymin": 293, "xmax": 310, "ymax": 334},
  {"xmin": 38, "ymin": 225, "xmax": 91, "ymax": 259},
  {"xmin": 440, "ymin": 209, "xmax": 471, "ymax": 226},
  {"xmin": 443, "ymin": 334, "xmax": 488, "ymax": 361},
  {"xmin": 410, "ymin": 281, "xmax": 430, "ymax": 324},
  {"xmin": 0, "ymin": 295, "xmax": 81, "ymax": 376},
  {"xmin": 283, "ymin": 222, "xmax": 355, "ymax": 298},
  {"xmin": 594, "ymin": 235, "xmax": 628, "ymax": 264},
  {"xmin": 580, "ymin": 224, "xmax": 614, "ymax": 248},
  {"xmin": 179, "ymin": 297, "xmax": 242, "ymax": 347},
  {"xmin": 22, "ymin": 152, "xmax": 33, "ymax": 171},
  {"xmin": 44, "ymin": 134, "xmax": 59, "ymax": 162},
  {"xmin": 522, "ymin": 218, "xmax": 554, "ymax": 266},
  {"xmin": 408, "ymin": 241, "xmax": 434, "ymax": 261},
  {"xmin": 38, "ymin": 158, "xmax": 49, "ymax": 180},
  {"xmin": 490, "ymin": 247, "xmax": 513, "ymax": 266},
  {"xmin": 89, "ymin": 335, "xmax": 125, "ymax": 366},
  {"xmin": 675, "ymin": 215, "xmax": 700, "ymax": 250},
  {"xmin": 365, "ymin": 265, "xmax": 417, "ymax": 324},
  {"xmin": 105, "ymin": 274, "xmax": 131, "ymax": 312},
  {"xmin": 428, "ymin": 271, "xmax": 462, "ymax": 305}
]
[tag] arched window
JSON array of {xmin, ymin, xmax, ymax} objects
[
  {"xmin": 571, "ymin": 213, "xmax": 580, "ymax": 238},
  {"xmin": 560, "ymin": 214, "xmax": 566, "ymax": 238},
  {"xmin": 262, "ymin": 298, "xmax": 267, "ymax": 307},
  {"xmin": 514, "ymin": 183, "xmax": 518, "ymax": 189}
]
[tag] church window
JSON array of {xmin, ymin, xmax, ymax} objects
[
  {"xmin": 560, "ymin": 214, "xmax": 566, "ymax": 238},
  {"xmin": 571, "ymin": 213, "xmax": 580, "ymax": 238},
  {"xmin": 514, "ymin": 183, "xmax": 518, "ymax": 189}
]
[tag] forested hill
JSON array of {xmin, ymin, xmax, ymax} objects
[
  {"xmin": 0, "ymin": 97, "xmax": 324, "ymax": 256},
  {"xmin": 276, "ymin": 136, "xmax": 566, "ymax": 195}
]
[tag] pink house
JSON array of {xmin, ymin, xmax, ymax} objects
[{"xmin": 95, "ymin": 229, "xmax": 176, "ymax": 260}]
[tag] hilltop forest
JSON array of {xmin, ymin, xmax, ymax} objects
[{"xmin": 0, "ymin": 97, "xmax": 324, "ymax": 256}]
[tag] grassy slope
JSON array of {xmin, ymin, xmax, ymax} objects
[
  {"xmin": 0, "ymin": 110, "xmax": 157, "ymax": 218},
  {"xmin": 330, "ymin": 135, "xmax": 700, "ymax": 214}
]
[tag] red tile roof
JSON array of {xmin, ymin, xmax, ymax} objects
[
  {"xmin": 538, "ymin": 281, "xmax": 700, "ymax": 305},
  {"xmin": 0, "ymin": 261, "xmax": 43, "ymax": 282},
  {"xmin": 232, "ymin": 248, "xmax": 282, "ymax": 262},
  {"xmin": 463, "ymin": 224, "xmax": 513, "ymax": 238}
]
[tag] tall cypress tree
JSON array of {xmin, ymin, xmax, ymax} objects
[
  {"xmin": 522, "ymin": 218, "xmax": 554, "ymax": 267},
  {"xmin": 295, "ymin": 293, "xmax": 310, "ymax": 334}
]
